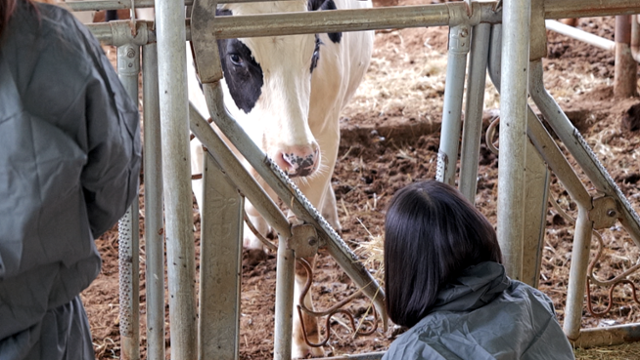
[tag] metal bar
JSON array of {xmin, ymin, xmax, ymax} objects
[
  {"xmin": 573, "ymin": 323, "xmax": 640, "ymax": 348},
  {"xmin": 529, "ymin": 60, "xmax": 640, "ymax": 248},
  {"xmin": 314, "ymin": 353, "xmax": 385, "ymax": 360},
  {"xmin": 545, "ymin": 19, "xmax": 615, "ymax": 51},
  {"xmin": 142, "ymin": 42, "xmax": 166, "ymax": 360},
  {"xmin": 198, "ymin": 153, "xmax": 243, "ymax": 360},
  {"xmin": 117, "ymin": 43, "xmax": 141, "ymax": 360},
  {"xmin": 199, "ymin": 82, "xmax": 387, "ymax": 327},
  {"xmin": 544, "ymin": 0, "xmax": 640, "ymax": 20},
  {"xmin": 87, "ymin": 20, "xmax": 152, "ymax": 46},
  {"xmin": 437, "ymin": 23, "xmax": 471, "ymax": 186},
  {"xmin": 274, "ymin": 235, "xmax": 296, "ymax": 360},
  {"xmin": 69, "ymin": 0, "xmax": 640, "ymax": 22},
  {"xmin": 520, "ymin": 118, "xmax": 550, "ymax": 288},
  {"xmin": 525, "ymin": 107, "xmax": 591, "ymax": 216},
  {"xmin": 564, "ymin": 206, "xmax": 593, "ymax": 340},
  {"xmin": 155, "ymin": 0, "xmax": 197, "ymax": 357},
  {"xmin": 614, "ymin": 15, "xmax": 637, "ymax": 98},
  {"xmin": 497, "ymin": 0, "xmax": 531, "ymax": 281},
  {"xmin": 85, "ymin": 1, "xmax": 640, "ymax": 45},
  {"xmin": 518, "ymin": 0, "xmax": 550, "ymax": 289},
  {"xmin": 458, "ymin": 23, "xmax": 490, "ymax": 202},
  {"xmin": 66, "ymin": 0, "xmax": 293, "ymax": 12},
  {"xmin": 489, "ymin": 25, "xmax": 590, "ymax": 291},
  {"xmin": 208, "ymin": 3, "xmax": 499, "ymax": 38}
]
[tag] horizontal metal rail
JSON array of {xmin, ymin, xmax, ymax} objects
[
  {"xmin": 66, "ymin": 0, "xmax": 288, "ymax": 12},
  {"xmin": 86, "ymin": 1, "xmax": 640, "ymax": 46},
  {"xmin": 545, "ymin": 19, "xmax": 616, "ymax": 51},
  {"xmin": 315, "ymin": 352, "xmax": 385, "ymax": 360},
  {"xmin": 574, "ymin": 323, "xmax": 640, "ymax": 348},
  {"xmin": 69, "ymin": 0, "xmax": 640, "ymax": 20}
]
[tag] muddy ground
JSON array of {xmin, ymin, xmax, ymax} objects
[{"xmin": 82, "ymin": 1, "xmax": 640, "ymax": 359}]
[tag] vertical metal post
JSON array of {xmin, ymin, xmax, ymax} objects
[
  {"xmin": 437, "ymin": 23, "xmax": 471, "ymax": 187},
  {"xmin": 564, "ymin": 207, "xmax": 593, "ymax": 340},
  {"xmin": 497, "ymin": 0, "xmax": 531, "ymax": 281},
  {"xmin": 117, "ymin": 44, "xmax": 141, "ymax": 360},
  {"xmin": 459, "ymin": 23, "xmax": 490, "ymax": 203},
  {"xmin": 142, "ymin": 43, "xmax": 166, "ymax": 360},
  {"xmin": 155, "ymin": 0, "xmax": 197, "ymax": 358},
  {"xmin": 614, "ymin": 15, "xmax": 638, "ymax": 98},
  {"xmin": 198, "ymin": 152, "xmax": 243, "ymax": 360},
  {"xmin": 274, "ymin": 236, "xmax": 295, "ymax": 360}
]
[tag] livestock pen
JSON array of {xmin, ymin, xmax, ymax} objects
[{"xmin": 63, "ymin": 2, "xmax": 638, "ymax": 358}]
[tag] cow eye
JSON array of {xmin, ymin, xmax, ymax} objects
[{"xmin": 229, "ymin": 53, "xmax": 242, "ymax": 66}]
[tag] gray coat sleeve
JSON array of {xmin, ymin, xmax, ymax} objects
[{"xmin": 79, "ymin": 40, "xmax": 141, "ymax": 237}]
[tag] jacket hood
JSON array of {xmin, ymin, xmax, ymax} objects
[{"xmin": 430, "ymin": 261, "xmax": 511, "ymax": 313}]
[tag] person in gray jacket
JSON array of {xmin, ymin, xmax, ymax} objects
[
  {"xmin": 0, "ymin": 0, "xmax": 141, "ymax": 358},
  {"xmin": 382, "ymin": 180, "xmax": 575, "ymax": 360}
]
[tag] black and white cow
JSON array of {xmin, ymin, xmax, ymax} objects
[{"xmin": 189, "ymin": 0, "xmax": 374, "ymax": 357}]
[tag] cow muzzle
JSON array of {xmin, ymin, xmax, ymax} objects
[{"xmin": 276, "ymin": 145, "xmax": 320, "ymax": 178}]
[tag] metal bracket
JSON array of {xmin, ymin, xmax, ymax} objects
[
  {"xmin": 590, "ymin": 196, "xmax": 620, "ymax": 230},
  {"xmin": 289, "ymin": 224, "xmax": 319, "ymax": 259}
]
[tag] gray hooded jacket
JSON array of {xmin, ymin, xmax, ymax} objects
[
  {"xmin": 0, "ymin": 0, "xmax": 140, "ymax": 355},
  {"xmin": 382, "ymin": 262, "xmax": 575, "ymax": 360}
]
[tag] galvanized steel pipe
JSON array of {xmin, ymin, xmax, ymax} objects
[
  {"xmin": 117, "ymin": 43, "xmax": 141, "ymax": 360},
  {"xmin": 437, "ymin": 24, "xmax": 471, "ymax": 187},
  {"xmin": 544, "ymin": 0, "xmax": 640, "ymax": 19},
  {"xmin": 545, "ymin": 19, "xmax": 615, "ymax": 51},
  {"xmin": 497, "ymin": 0, "xmax": 530, "ymax": 281},
  {"xmin": 274, "ymin": 236, "xmax": 296, "ymax": 360},
  {"xmin": 66, "ymin": 0, "xmax": 284, "ymax": 12},
  {"xmin": 84, "ymin": 1, "xmax": 640, "ymax": 46},
  {"xmin": 155, "ymin": 0, "xmax": 197, "ymax": 358},
  {"xmin": 459, "ymin": 23, "xmax": 490, "ymax": 202},
  {"xmin": 142, "ymin": 43, "xmax": 165, "ymax": 360},
  {"xmin": 564, "ymin": 207, "xmax": 593, "ymax": 340}
]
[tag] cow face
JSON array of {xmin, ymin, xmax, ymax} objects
[{"xmin": 216, "ymin": 0, "xmax": 340, "ymax": 178}]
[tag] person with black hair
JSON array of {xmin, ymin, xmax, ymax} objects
[
  {"xmin": 0, "ymin": 0, "xmax": 140, "ymax": 358},
  {"xmin": 382, "ymin": 180, "xmax": 574, "ymax": 359}
]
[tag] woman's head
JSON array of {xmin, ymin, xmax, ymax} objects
[{"xmin": 384, "ymin": 180, "xmax": 502, "ymax": 328}]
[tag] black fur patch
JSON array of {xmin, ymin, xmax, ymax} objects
[
  {"xmin": 307, "ymin": 0, "xmax": 342, "ymax": 43},
  {"xmin": 216, "ymin": 9, "xmax": 264, "ymax": 113},
  {"xmin": 310, "ymin": 35, "xmax": 322, "ymax": 73}
]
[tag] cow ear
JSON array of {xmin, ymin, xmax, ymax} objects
[{"xmin": 307, "ymin": 0, "xmax": 342, "ymax": 43}]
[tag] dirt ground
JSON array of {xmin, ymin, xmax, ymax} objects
[{"xmin": 82, "ymin": 1, "xmax": 640, "ymax": 359}]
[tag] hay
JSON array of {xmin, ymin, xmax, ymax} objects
[{"xmin": 575, "ymin": 343, "xmax": 640, "ymax": 359}]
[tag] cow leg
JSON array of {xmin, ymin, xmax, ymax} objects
[
  {"xmin": 320, "ymin": 183, "xmax": 341, "ymax": 232},
  {"xmin": 243, "ymin": 201, "xmax": 270, "ymax": 250}
]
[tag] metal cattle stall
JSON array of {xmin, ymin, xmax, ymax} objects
[{"xmin": 65, "ymin": 0, "xmax": 640, "ymax": 359}]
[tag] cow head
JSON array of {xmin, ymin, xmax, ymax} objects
[{"xmin": 216, "ymin": 0, "xmax": 341, "ymax": 178}]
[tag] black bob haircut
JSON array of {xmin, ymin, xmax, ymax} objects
[{"xmin": 384, "ymin": 180, "xmax": 503, "ymax": 328}]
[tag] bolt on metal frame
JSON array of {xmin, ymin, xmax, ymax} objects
[{"xmin": 78, "ymin": 0, "xmax": 640, "ymax": 358}]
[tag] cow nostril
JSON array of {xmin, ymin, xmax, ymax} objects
[{"xmin": 281, "ymin": 150, "xmax": 318, "ymax": 178}]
